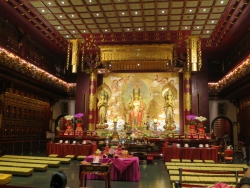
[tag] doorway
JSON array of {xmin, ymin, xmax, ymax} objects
[{"xmin": 211, "ymin": 116, "xmax": 234, "ymax": 146}]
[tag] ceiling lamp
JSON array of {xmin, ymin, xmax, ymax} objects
[{"xmin": 186, "ymin": 36, "xmax": 202, "ymax": 72}]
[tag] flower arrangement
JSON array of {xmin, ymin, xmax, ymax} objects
[
  {"xmin": 74, "ymin": 113, "xmax": 84, "ymax": 124},
  {"xmin": 64, "ymin": 115, "xmax": 74, "ymax": 121},
  {"xmin": 195, "ymin": 116, "xmax": 207, "ymax": 122},
  {"xmin": 64, "ymin": 115, "xmax": 74, "ymax": 126},
  {"xmin": 195, "ymin": 116, "xmax": 207, "ymax": 129},
  {"xmin": 186, "ymin": 115, "xmax": 197, "ymax": 125}
]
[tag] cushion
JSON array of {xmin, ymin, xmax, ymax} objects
[
  {"xmin": 0, "ymin": 174, "xmax": 12, "ymax": 185},
  {"xmin": 48, "ymin": 154, "xmax": 58, "ymax": 158},
  {"xmin": 65, "ymin": 155, "xmax": 75, "ymax": 159},
  {"xmin": 77, "ymin": 155, "xmax": 87, "ymax": 161}
]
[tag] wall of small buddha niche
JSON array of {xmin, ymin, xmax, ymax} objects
[{"xmin": 0, "ymin": 87, "xmax": 51, "ymax": 141}]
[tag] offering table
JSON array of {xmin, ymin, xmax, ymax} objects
[
  {"xmin": 79, "ymin": 162, "xmax": 112, "ymax": 188},
  {"xmin": 84, "ymin": 155, "xmax": 141, "ymax": 181},
  {"xmin": 46, "ymin": 143, "xmax": 93, "ymax": 157},
  {"xmin": 163, "ymin": 147, "xmax": 218, "ymax": 163}
]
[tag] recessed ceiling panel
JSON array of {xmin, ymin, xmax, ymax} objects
[
  {"xmin": 129, "ymin": 3, "xmax": 141, "ymax": 9},
  {"xmin": 49, "ymin": 8, "xmax": 63, "ymax": 14},
  {"xmin": 186, "ymin": 1, "xmax": 199, "ymax": 7},
  {"xmin": 75, "ymin": 6, "xmax": 88, "ymax": 12},
  {"xmin": 79, "ymin": 13, "xmax": 92, "ymax": 18},
  {"xmin": 115, "ymin": 4, "xmax": 128, "ymax": 10},
  {"xmin": 70, "ymin": 0, "xmax": 84, "ymax": 6},
  {"xmin": 200, "ymin": 1, "xmax": 214, "ymax": 7},
  {"xmin": 65, "ymin": 25, "xmax": 76, "ymax": 29},
  {"xmin": 72, "ymin": 20, "xmax": 83, "ymax": 24},
  {"xmin": 157, "ymin": 2, "xmax": 169, "ymax": 8},
  {"xmin": 60, "ymin": 20, "xmax": 72, "ymax": 24},
  {"xmin": 43, "ymin": 14, "xmax": 56, "ymax": 20},
  {"xmin": 171, "ymin": 2, "xmax": 184, "ymax": 8},
  {"xmin": 132, "ymin": 17, "xmax": 143, "ymax": 22},
  {"xmin": 62, "ymin": 7, "xmax": 75, "ymax": 13},
  {"xmin": 143, "ymin": 3, "xmax": 155, "ymax": 9}
]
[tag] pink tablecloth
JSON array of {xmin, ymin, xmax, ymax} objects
[
  {"xmin": 85, "ymin": 156, "xmax": 141, "ymax": 181},
  {"xmin": 46, "ymin": 143, "xmax": 93, "ymax": 157},
  {"xmin": 163, "ymin": 147, "xmax": 218, "ymax": 163}
]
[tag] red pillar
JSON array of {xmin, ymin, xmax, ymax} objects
[
  {"xmin": 88, "ymin": 69, "xmax": 97, "ymax": 130},
  {"xmin": 183, "ymin": 72, "xmax": 192, "ymax": 133}
]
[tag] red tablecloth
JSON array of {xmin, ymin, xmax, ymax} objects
[
  {"xmin": 84, "ymin": 156, "xmax": 141, "ymax": 181},
  {"xmin": 163, "ymin": 147, "xmax": 218, "ymax": 163},
  {"xmin": 46, "ymin": 143, "xmax": 93, "ymax": 157}
]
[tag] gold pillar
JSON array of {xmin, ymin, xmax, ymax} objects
[{"xmin": 186, "ymin": 36, "xmax": 202, "ymax": 72}]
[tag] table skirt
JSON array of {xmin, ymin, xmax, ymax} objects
[
  {"xmin": 163, "ymin": 147, "xmax": 218, "ymax": 163},
  {"xmin": 84, "ymin": 156, "xmax": 141, "ymax": 181},
  {"xmin": 46, "ymin": 143, "xmax": 93, "ymax": 157}
]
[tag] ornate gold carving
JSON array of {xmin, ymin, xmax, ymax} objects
[
  {"xmin": 66, "ymin": 43, "xmax": 71, "ymax": 70},
  {"xmin": 88, "ymin": 123, "xmax": 95, "ymax": 130},
  {"xmin": 90, "ymin": 72, "xmax": 96, "ymax": 81},
  {"xmin": 89, "ymin": 115, "xmax": 93, "ymax": 119},
  {"xmin": 186, "ymin": 36, "xmax": 202, "ymax": 72},
  {"xmin": 184, "ymin": 71, "xmax": 191, "ymax": 80},
  {"xmin": 99, "ymin": 44, "xmax": 173, "ymax": 61},
  {"xmin": 81, "ymin": 45, "xmax": 84, "ymax": 72},
  {"xmin": 208, "ymin": 55, "xmax": 250, "ymax": 92},
  {"xmin": 184, "ymin": 93, "xmax": 192, "ymax": 111},
  {"xmin": 89, "ymin": 94, "xmax": 96, "ymax": 111},
  {"xmin": 69, "ymin": 39, "xmax": 80, "ymax": 73}
]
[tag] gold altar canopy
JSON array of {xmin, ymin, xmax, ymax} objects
[{"xmin": 99, "ymin": 44, "xmax": 175, "ymax": 72}]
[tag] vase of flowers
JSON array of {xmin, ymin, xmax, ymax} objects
[
  {"xmin": 195, "ymin": 116, "xmax": 207, "ymax": 133},
  {"xmin": 186, "ymin": 115, "xmax": 197, "ymax": 133},
  {"xmin": 74, "ymin": 113, "xmax": 84, "ymax": 134},
  {"xmin": 74, "ymin": 113, "xmax": 84, "ymax": 126},
  {"xmin": 186, "ymin": 115, "xmax": 197, "ymax": 126},
  {"xmin": 64, "ymin": 115, "xmax": 74, "ymax": 135}
]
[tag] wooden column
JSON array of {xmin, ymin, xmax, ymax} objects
[
  {"xmin": 183, "ymin": 72, "xmax": 192, "ymax": 133},
  {"xmin": 88, "ymin": 69, "xmax": 97, "ymax": 130}
]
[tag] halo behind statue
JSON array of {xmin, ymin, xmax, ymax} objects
[
  {"xmin": 161, "ymin": 82, "xmax": 177, "ymax": 99},
  {"xmin": 97, "ymin": 83, "xmax": 111, "ymax": 100}
]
